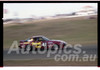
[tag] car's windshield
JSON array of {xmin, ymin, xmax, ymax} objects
[{"xmin": 42, "ymin": 37, "xmax": 50, "ymax": 41}]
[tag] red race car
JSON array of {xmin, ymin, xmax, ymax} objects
[{"xmin": 19, "ymin": 36, "xmax": 67, "ymax": 51}]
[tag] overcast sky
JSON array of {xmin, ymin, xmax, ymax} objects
[{"xmin": 3, "ymin": 3, "xmax": 98, "ymax": 19}]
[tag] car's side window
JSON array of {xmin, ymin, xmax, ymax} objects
[
  {"xmin": 33, "ymin": 38, "xmax": 38, "ymax": 41},
  {"xmin": 38, "ymin": 37, "xmax": 44, "ymax": 41},
  {"xmin": 33, "ymin": 37, "xmax": 45, "ymax": 42}
]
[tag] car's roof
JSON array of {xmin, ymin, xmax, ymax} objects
[{"xmin": 32, "ymin": 35, "xmax": 45, "ymax": 38}]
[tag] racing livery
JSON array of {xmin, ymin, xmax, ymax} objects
[{"xmin": 19, "ymin": 36, "xmax": 67, "ymax": 51}]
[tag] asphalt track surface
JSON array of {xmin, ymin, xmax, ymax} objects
[{"xmin": 4, "ymin": 45, "xmax": 97, "ymax": 60}]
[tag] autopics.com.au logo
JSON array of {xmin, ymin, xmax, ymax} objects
[{"xmin": 7, "ymin": 41, "xmax": 97, "ymax": 62}]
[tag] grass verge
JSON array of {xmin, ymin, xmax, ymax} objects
[{"xmin": 4, "ymin": 15, "xmax": 97, "ymax": 49}]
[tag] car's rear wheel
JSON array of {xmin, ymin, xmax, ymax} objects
[{"xmin": 24, "ymin": 45, "xmax": 33, "ymax": 52}]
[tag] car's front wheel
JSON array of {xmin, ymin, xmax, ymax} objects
[{"xmin": 51, "ymin": 44, "xmax": 59, "ymax": 50}]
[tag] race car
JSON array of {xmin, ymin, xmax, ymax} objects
[{"xmin": 19, "ymin": 36, "xmax": 67, "ymax": 51}]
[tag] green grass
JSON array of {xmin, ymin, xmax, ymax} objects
[{"xmin": 4, "ymin": 16, "xmax": 97, "ymax": 49}]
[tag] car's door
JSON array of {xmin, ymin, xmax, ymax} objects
[{"xmin": 32, "ymin": 37, "xmax": 42, "ymax": 48}]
